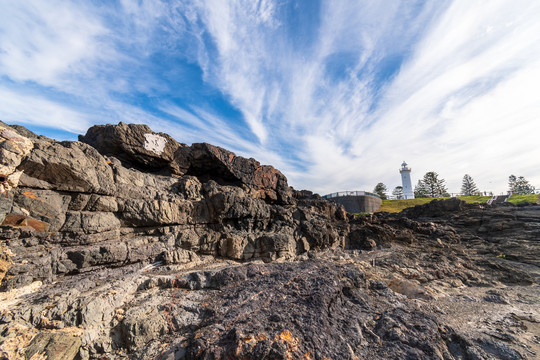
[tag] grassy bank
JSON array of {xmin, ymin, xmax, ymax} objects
[
  {"xmin": 377, "ymin": 194, "xmax": 538, "ymax": 213},
  {"xmin": 507, "ymin": 194, "xmax": 539, "ymax": 205},
  {"xmin": 377, "ymin": 196, "xmax": 491, "ymax": 213}
]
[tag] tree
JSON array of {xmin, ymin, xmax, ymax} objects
[
  {"xmin": 461, "ymin": 174, "xmax": 479, "ymax": 196},
  {"xmin": 509, "ymin": 175, "xmax": 535, "ymax": 195},
  {"xmin": 508, "ymin": 175, "xmax": 517, "ymax": 191},
  {"xmin": 392, "ymin": 186, "xmax": 404, "ymax": 199},
  {"xmin": 420, "ymin": 171, "xmax": 449, "ymax": 198},
  {"xmin": 414, "ymin": 180, "xmax": 428, "ymax": 198},
  {"xmin": 373, "ymin": 182, "xmax": 388, "ymax": 200}
]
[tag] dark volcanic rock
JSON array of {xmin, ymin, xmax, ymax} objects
[
  {"xmin": 18, "ymin": 138, "xmax": 116, "ymax": 194},
  {"xmin": 0, "ymin": 123, "xmax": 345, "ymax": 291},
  {"xmin": 0, "ymin": 122, "xmax": 539, "ymax": 360},
  {"xmin": 292, "ymin": 189, "xmax": 322, "ymax": 200},
  {"xmin": 183, "ymin": 261, "xmax": 450, "ymax": 360},
  {"xmin": 79, "ymin": 122, "xmax": 184, "ymax": 174},
  {"xmin": 25, "ymin": 331, "xmax": 82, "ymax": 360},
  {"xmin": 176, "ymin": 142, "xmax": 292, "ymax": 204},
  {"xmin": 401, "ymin": 197, "xmax": 465, "ymax": 218}
]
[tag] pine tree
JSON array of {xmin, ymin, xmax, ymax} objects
[
  {"xmin": 508, "ymin": 175, "xmax": 517, "ymax": 192},
  {"xmin": 392, "ymin": 186, "xmax": 404, "ymax": 199},
  {"xmin": 461, "ymin": 174, "xmax": 479, "ymax": 196},
  {"xmin": 509, "ymin": 175, "xmax": 535, "ymax": 195},
  {"xmin": 421, "ymin": 171, "xmax": 448, "ymax": 197},
  {"xmin": 373, "ymin": 182, "xmax": 388, "ymax": 200},
  {"xmin": 414, "ymin": 180, "xmax": 428, "ymax": 198}
]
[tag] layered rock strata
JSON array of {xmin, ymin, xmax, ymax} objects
[
  {"xmin": 0, "ymin": 121, "xmax": 347, "ymax": 292},
  {"xmin": 0, "ymin": 121, "xmax": 538, "ymax": 360}
]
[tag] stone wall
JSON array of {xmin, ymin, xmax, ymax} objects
[{"xmin": 328, "ymin": 195, "xmax": 382, "ymax": 213}]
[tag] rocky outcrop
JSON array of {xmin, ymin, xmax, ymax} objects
[
  {"xmin": 181, "ymin": 261, "xmax": 453, "ymax": 359},
  {"xmin": 175, "ymin": 142, "xmax": 292, "ymax": 204},
  {"xmin": 79, "ymin": 122, "xmax": 184, "ymax": 175},
  {"xmin": 0, "ymin": 124, "xmax": 33, "ymax": 183},
  {"xmin": 79, "ymin": 123, "xmax": 292, "ymax": 204},
  {"xmin": 0, "ymin": 122, "xmax": 345, "ymax": 292},
  {"xmin": 400, "ymin": 197, "xmax": 465, "ymax": 218},
  {"xmin": 0, "ymin": 123, "xmax": 33, "ymax": 225},
  {"xmin": 0, "ymin": 122, "xmax": 538, "ymax": 360}
]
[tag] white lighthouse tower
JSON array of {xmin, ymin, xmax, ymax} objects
[{"xmin": 400, "ymin": 161, "xmax": 414, "ymax": 199}]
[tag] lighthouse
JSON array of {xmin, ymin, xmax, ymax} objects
[{"xmin": 400, "ymin": 161, "xmax": 414, "ymax": 199}]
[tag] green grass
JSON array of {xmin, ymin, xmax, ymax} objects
[
  {"xmin": 377, "ymin": 196, "xmax": 492, "ymax": 213},
  {"xmin": 377, "ymin": 194, "xmax": 539, "ymax": 213},
  {"xmin": 458, "ymin": 195, "xmax": 494, "ymax": 204},
  {"xmin": 378, "ymin": 197, "xmax": 447, "ymax": 213},
  {"xmin": 507, "ymin": 194, "xmax": 539, "ymax": 205}
]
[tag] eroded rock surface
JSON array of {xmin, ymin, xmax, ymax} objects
[
  {"xmin": 79, "ymin": 122, "xmax": 183, "ymax": 175},
  {"xmin": 0, "ymin": 122, "xmax": 538, "ymax": 360},
  {"xmin": 0, "ymin": 122, "xmax": 346, "ymax": 294}
]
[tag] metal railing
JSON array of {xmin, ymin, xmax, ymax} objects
[
  {"xmin": 322, "ymin": 191, "xmax": 381, "ymax": 199},
  {"xmin": 386, "ymin": 192, "xmax": 511, "ymax": 200}
]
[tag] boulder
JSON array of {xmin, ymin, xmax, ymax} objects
[
  {"xmin": 175, "ymin": 143, "xmax": 292, "ymax": 204},
  {"xmin": 25, "ymin": 331, "xmax": 81, "ymax": 360},
  {"xmin": 401, "ymin": 197, "xmax": 465, "ymax": 218},
  {"xmin": 18, "ymin": 139, "xmax": 115, "ymax": 195},
  {"xmin": 0, "ymin": 124, "xmax": 33, "ymax": 198},
  {"xmin": 0, "ymin": 125, "xmax": 33, "ymax": 176},
  {"xmin": 79, "ymin": 122, "xmax": 184, "ymax": 174}
]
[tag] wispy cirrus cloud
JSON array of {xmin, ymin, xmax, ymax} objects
[
  {"xmin": 184, "ymin": 0, "xmax": 540, "ymax": 193},
  {"xmin": 0, "ymin": 0, "xmax": 539, "ymax": 194},
  {"xmin": 184, "ymin": 0, "xmax": 451, "ymax": 191},
  {"xmin": 0, "ymin": 0, "xmax": 115, "ymax": 136},
  {"xmin": 0, "ymin": 86, "xmax": 92, "ymax": 134},
  {"xmin": 0, "ymin": 0, "xmax": 109, "ymax": 87},
  {"xmin": 351, "ymin": 0, "xmax": 540, "ymax": 193}
]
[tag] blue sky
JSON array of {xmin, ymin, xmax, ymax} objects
[{"xmin": 1, "ymin": 0, "xmax": 539, "ymax": 195}]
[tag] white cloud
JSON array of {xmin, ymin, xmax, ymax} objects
[
  {"xmin": 158, "ymin": 103, "xmax": 294, "ymax": 174},
  {"xmin": 352, "ymin": 0, "xmax": 540, "ymax": 194},
  {"xmin": 0, "ymin": 87, "xmax": 91, "ymax": 134},
  {"xmin": 190, "ymin": 0, "xmax": 284, "ymax": 144},
  {"xmin": 187, "ymin": 0, "xmax": 450, "ymax": 193},
  {"xmin": 0, "ymin": 0, "xmax": 108, "ymax": 87},
  {"xmin": 204, "ymin": 0, "xmax": 539, "ymax": 194},
  {"xmin": 1, "ymin": 0, "xmax": 539, "ymax": 195}
]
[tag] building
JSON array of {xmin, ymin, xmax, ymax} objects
[
  {"xmin": 400, "ymin": 161, "xmax": 414, "ymax": 199},
  {"xmin": 322, "ymin": 191, "xmax": 382, "ymax": 213}
]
